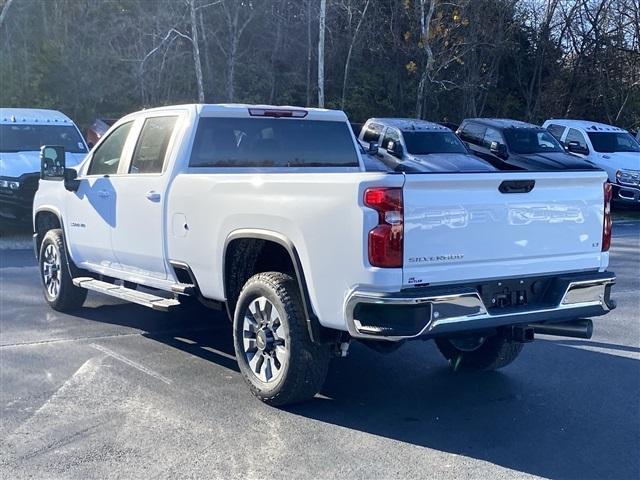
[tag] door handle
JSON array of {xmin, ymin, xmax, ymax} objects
[
  {"xmin": 145, "ymin": 190, "xmax": 161, "ymax": 202},
  {"xmin": 97, "ymin": 189, "xmax": 110, "ymax": 199}
]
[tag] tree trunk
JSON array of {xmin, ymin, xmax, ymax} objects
[
  {"xmin": 306, "ymin": 0, "xmax": 313, "ymax": 106},
  {"xmin": 199, "ymin": 8, "xmax": 213, "ymax": 99},
  {"xmin": 341, "ymin": 0, "xmax": 371, "ymax": 110},
  {"xmin": 415, "ymin": 0, "xmax": 437, "ymax": 119},
  {"xmin": 189, "ymin": 0, "xmax": 205, "ymax": 103},
  {"xmin": 318, "ymin": 0, "xmax": 326, "ymax": 108}
]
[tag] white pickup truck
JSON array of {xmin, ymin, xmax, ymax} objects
[{"xmin": 34, "ymin": 104, "xmax": 616, "ymax": 406}]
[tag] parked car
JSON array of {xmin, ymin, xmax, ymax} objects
[
  {"xmin": 0, "ymin": 108, "xmax": 88, "ymax": 223},
  {"xmin": 85, "ymin": 117, "xmax": 117, "ymax": 149},
  {"xmin": 358, "ymin": 118, "xmax": 495, "ymax": 172},
  {"xmin": 543, "ymin": 119, "xmax": 640, "ymax": 206},
  {"xmin": 457, "ymin": 118, "xmax": 594, "ymax": 171},
  {"xmin": 34, "ymin": 103, "xmax": 615, "ymax": 406}
]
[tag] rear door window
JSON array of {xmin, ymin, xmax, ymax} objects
[
  {"xmin": 189, "ymin": 118, "xmax": 358, "ymax": 168},
  {"xmin": 129, "ymin": 116, "xmax": 178, "ymax": 174},
  {"xmin": 482, "ymin": 128, "xmax": 504, "ymax": 148},
  {"xmin": 87, "ymin": 121, "xmax": 134, "ymax": 175},
  {"xmin": 380, "ymin": 128, "xmax": 401, "ymax": 150},
  {"xmin": 546, "ymin": 124, "xmax": 566, "ymax": 141},
  {"xmin": 566, "ymin": 128, "xmax": 589, "ymax": 151},
  {"xmin": 362, "ymin": 123, "xmax": 383, "ymax": 143}
]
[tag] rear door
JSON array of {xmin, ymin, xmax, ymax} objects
[
  {"xmin": 401, "ymin": 171, "xmax": 607, "ymax": 287},
  {"xmin": 109, "ymin": 114, "xmax": 181, "ymax": 280}
]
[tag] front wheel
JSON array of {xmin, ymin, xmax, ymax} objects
[
  {"xmin": 233, "ymin": 272, "xmax": 330, "ymax": 406},
  {"xmin": 435, "ymin": 333, "xmax": 523, "ymax": 371},
  {"xmin": 39, "ymin": 229, "xmax": 87, "ymax": 311}
]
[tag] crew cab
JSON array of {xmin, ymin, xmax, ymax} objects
[
  {"xmin": 34, "ymin": 104, "xmax": 615, "ymax": 406},
  {"xmin": 457, "ymin": 118, "xmax": 594, "ymax": 171},
  {"xmin": 0, "ymin": 108, "xmax": 88, "ymax": 223},
  {"xmin": 543, "ymin": 119, "xmax": 640, "ymax": 205},
  {"xmin": 358, "ymin": 118, "xmax": 495, "ymax": 172}
]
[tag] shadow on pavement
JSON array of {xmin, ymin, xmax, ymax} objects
[{"xmin": 289, "ymin": 340, "xmax": 639, "ymax": 480}]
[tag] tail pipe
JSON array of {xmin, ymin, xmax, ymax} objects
[{"xmin": 529, "ymin": 319, "xmax": 593, "ymax": 339}]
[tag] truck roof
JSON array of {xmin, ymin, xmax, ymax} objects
[
  {"xmin": 367, "ymin": 118, "xmax": 451, "ymax": 132},
  {"xmin": 463, "ymin": 118, "xmax": 540, "ymax": 130},
  {"xmin": 544, "ymin": 119, "xmax": 627, "ymax": 133},
  {"xmin": 121, "ymin": 103, "xmax": 348, "ymax": 123},
  {"xmin": 0, "ymin": 108, "xmax": 75, "ymax": 125}
]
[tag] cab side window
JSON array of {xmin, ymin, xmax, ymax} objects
[
  {"xmin": 483, "ymin": 128, "xmax": 504, "ymax": 148},
  {"xmin": 87, "ymin": 121, "xmax": 134, "ymax": 176},
  {"xmin": 362, "ymin": 123, "xmax": 383, "ymax": 143},
  {"xmin": 565, "ymin": 128, "xmax": 589, "ymax": 151},
  {"xmin": 546, "ymin": 124, "xmax": 566, "ymax": 141},
  {"xmin": 458, "ymin": 122, "xmax": 486, "ymax": 145},
  {"xmin": 381, "ymin": 128, "xmax": 400, "ymax": 150},
  {"xmin": 129, "ymin": 116, "xmax": 178, "ymax": 174}
]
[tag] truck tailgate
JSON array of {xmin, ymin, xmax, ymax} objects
[{"xmin": 402, "ymin": 171, "xmax": 608, "ymax": 287}]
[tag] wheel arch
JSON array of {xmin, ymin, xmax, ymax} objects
[
  {"xmin": 33, "ymin": 207, "xmax": 64, "ymax": 260},
  {"xmin": 223, "ymin": 229, "xmax": 334, "ymax": 344}
]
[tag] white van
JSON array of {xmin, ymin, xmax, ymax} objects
[
  {"xmin": 0, "ymin": 108, "xmax": 87, "ymax": 222},
  {"xmin": 543, "ymin": 119, "xmax": 640, "ymax": 205}
]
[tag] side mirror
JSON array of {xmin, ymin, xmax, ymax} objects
[
  {"xmin": 40, "ymin": 146, "xmax": 66, "ymax": 179},
  {"xmin": 566, "ymin": 141, "xmax": 588, "ymax": 155},
  {"xmin": 490, "ymin": 141, "xmax": 508, "ymax": 158},
  {"xmin": 386, "ymin": 141, "xmax": 403, "ymax": 159},
  {"xmin": 63, "ymin": 168, "xmax": 80, "ymax": 192},
  {"xmin": 367, "ymin": 141, "xmax": 379, "ymax": 154}
]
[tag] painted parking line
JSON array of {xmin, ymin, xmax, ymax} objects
[{"xmin": 91, "ymin": 343, "xmax": 172, "ymax": 385}]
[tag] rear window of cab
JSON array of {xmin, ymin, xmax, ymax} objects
[{"xmin": 189, "ymin": 117, "xmax": 359, "ymax": 168}]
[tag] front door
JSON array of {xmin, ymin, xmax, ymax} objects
[
  {"xmin": 109, "ymin": 114, "xmax": 180, "ymax": 280},
  {"xmin": 65, "ymin": 121, "xmax": 135, "ymax": 269}
]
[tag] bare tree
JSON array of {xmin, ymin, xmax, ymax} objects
[
  {"xmin": 340, "ymin": 0, "xmax": 371, "ymax": 110},
  {"xmin": 415, "ymin": 0, "xmax": 437, "ymax": 118},
  {"xmin": 306, "ymin": 0, "xmax": 314, "ymax": 106},
  {"xmin": 318, "ymin": 0, "xmax": 327, "ymax": 108},
  {"xmin": 189, "ymin": 0, "xmax": 205, "ymax": 102},
  {"xmin": 213, "ymin": 0, "xmax": 257, "ymax": 102}
]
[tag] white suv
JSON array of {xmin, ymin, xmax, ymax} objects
[
  {"xmin": 543, "ymin": 119, "xmax": 640, "ymax": 205},
  {"xmin": 0, "ymin": 108, "xmax": 88, "ymax": 222}
]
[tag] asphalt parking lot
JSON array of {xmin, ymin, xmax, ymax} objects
[{"xmin": 0, "ymin": 221, "xmax": 638, "ymax": 479}]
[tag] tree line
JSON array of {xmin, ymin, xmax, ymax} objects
[{"xmin": 1, "ymin": 0, "xmax": 638, "ymax": 131}]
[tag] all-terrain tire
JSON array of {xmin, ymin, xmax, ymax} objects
[
  {"xmin": 435, "ymin": 334, "xmax": 523, "ymax": 371},
  {"xmin": 39, "ymin": 229, "xmax": 87, "ymax": 311},
  {"xmin": 233, "ymin": 272, "xmax": 330, "ymax": 406}
]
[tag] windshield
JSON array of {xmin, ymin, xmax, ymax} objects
[
  {"xmin": 190, "ymin": 118, "xmax": 359, "ymax": 168},
  {"xmin": 0, "ymin": 124, "xmax": 87, "ymax": 153},
  {"xmin": 503, "ymin": 129, "xmax": 564, "ymax": 154},
  {"xmin": 403, "ymin": 131, "xmax": 467, "ymax": 155},
  {"xmin": 587, "ymin": 132, "xmax": 640, "ymax": 153}
]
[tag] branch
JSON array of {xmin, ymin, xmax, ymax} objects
[
  {"xmin": 140, "ymin": 28, "xmax": 193, "ymax": 75},
  {"xmin": 0, "ymin": 0, "xmax": 15, "ymax": 30}
]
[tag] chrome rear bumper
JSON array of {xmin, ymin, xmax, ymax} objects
[{"xmin": 345, "ymin": 272, "xmax": 615, "ymax": 341}]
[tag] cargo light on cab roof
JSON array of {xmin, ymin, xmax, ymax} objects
[{"xmin": 248, "ymin": 108, "xmax": 308, "ymax": 118}]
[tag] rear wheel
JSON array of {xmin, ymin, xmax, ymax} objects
[
  {"xmin": 39, "ymin": 229, "xmax": 87, "ymax": 311},
  {"xmin": 233, "ymin": 272, "xmax": 330, "ymax": 406},
  {"xmin": 435, "ymin": 333, "xmax": 523, "ymax": 371}
]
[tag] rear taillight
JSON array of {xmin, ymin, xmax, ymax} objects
[
  {"xmin": 364, "ymin": 187, "xmax": 403, "ymax": 267},
  {"xmin": 602, "ymin": 182, "xmax": 612, "ymax": 252}
]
